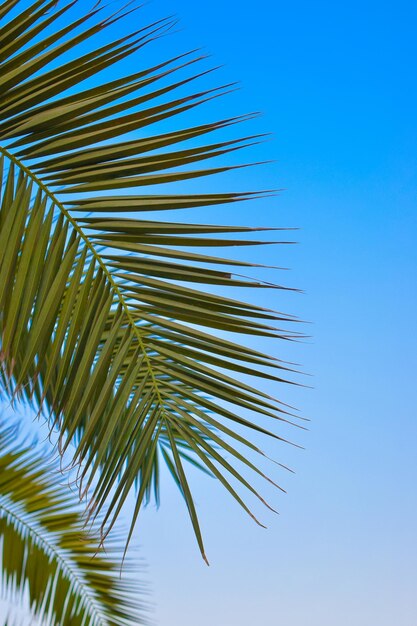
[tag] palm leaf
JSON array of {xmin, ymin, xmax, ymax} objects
[
  {"xmin": 0, "ymin": 0, "xmax": 303, "ymax": 560},
  {"xmin": 0, "ymin": 418, "xmax": 148, "ymax": 626}
]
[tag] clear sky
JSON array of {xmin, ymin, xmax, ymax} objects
[
  {"xmin": 3, "ymin": 1, "xmax": 417, "ymax": 625},
  {"xmin": 128, "ymin": 1, "xmax": 417, "ymax": 625}
]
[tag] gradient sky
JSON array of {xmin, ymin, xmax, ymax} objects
[
  {"xmin": 129, "ymin": 1, "xmax": 417, "ymax": 625},
  {"xmin": 3, "ymin": 1, "xmax": 417, "ymax": 625}
]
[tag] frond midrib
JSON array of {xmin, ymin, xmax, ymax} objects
[
  {"xmin": 0, "ymin": 493, "xmax": 108, "ymax": 625},
  {"xmin": 0, "ymin": 144, "xmax": 166, "ymax": 411}
]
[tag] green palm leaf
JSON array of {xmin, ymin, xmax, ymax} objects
[
  {"xmin": 0, "ymin": 0, "xmax": 303, "ymax": 560},
  {"xmin": 0, "ymin": 419, "xmax": 148, "ymax": 625}
]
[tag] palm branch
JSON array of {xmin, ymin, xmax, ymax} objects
[
  {"xmin": 0, "ymin": 0, "xmax": 303, "ymax": 561},
  {"xmin": 0, "ymin": 418, "xmax": 148, "ymax": 626}
]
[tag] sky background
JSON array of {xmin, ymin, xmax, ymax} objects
[
  {"xmin": 2, "ymin": 1, "xmax": 417, "ymax": 625},
  {"xmin": 129, "ymin": 1, "xmax": 417, "ymax": 625}
]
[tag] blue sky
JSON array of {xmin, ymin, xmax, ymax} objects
[
  {"xmin": 129, "ymin": 1, "xmax": 417, "ymax": 625},
  {"xmin": 2, "ymin": 1, "xmax": 417, "ymax": 624}
]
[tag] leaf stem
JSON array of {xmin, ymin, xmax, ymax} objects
[
  {"xmin": 0, "ymin": 145, "xmax": 166, "ymax": 411},
  {"xmin": 0, "ymin": 495, "xmax": 107, "ymax": 625}
]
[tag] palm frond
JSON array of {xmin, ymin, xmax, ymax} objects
[
  {"xmin": 0, "ymin": 418, "xmax": 148, "ymax": 626},
  {"xmin": 0, "ymin": 0, "xmax": 303, "ymax": 560}
]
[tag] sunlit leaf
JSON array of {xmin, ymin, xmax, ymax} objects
[{"xmin": 0, "ymin": 0, "xmax": 302, "ymax": 561}]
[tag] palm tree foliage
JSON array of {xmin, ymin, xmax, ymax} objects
[
  {"xmin": 0, "ymin": 0, "xmax": 302, "ymax": 561},
  {"xmin": 0, "ymin": 420, "xmax": 148, "ymax": 625}
]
